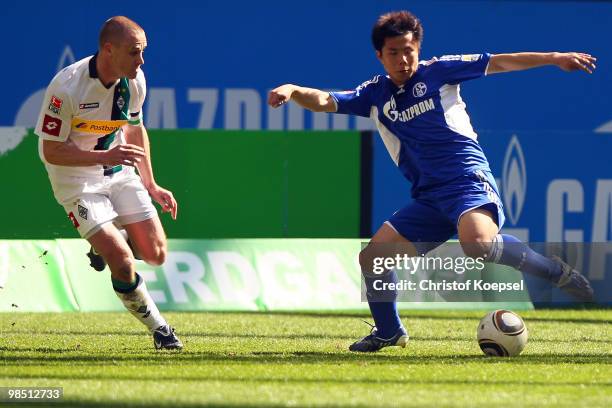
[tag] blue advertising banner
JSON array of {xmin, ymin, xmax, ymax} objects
[
  {"xmin": 3, "ymin": 1, "xmax": 610, "ymax": 132},
  {"xmin": 482, "ymin": 132, "xmax": 612, "ymax": 304},
  {"xmin": 482, "ymin": 131, "xmax": 612, "ymax": 243},
  {"xmin": 2, "ymin": 1, "xmax": 610, "ymax": 245}
]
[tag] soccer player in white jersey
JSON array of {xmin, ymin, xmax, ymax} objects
[
  {"xmin": 268, "ymin": 10, "xmax": 596, "ymax": 352},
  {"xmin": 35, "ymin": 16, "xmax": 182, "ymax": 350}
]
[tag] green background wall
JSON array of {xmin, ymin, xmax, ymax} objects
[{"xmin": 0, "ymin": 129, "xmax": 363, "ymax": 239}]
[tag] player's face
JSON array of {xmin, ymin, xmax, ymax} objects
[
  {"xmin": 111, "ymin": 31, "xmax": 147, "ymax": 79},
  {"xmin": 376, "ymin": 33, "xmax": 420, "ymax": 86}
]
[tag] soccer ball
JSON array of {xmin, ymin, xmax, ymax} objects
[{"xmin": 477, "ymin": 310, "xmax": 528, "ymax": 357}]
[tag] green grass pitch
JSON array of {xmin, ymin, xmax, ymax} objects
[{"xmin": 0, "ymin": 310, "xmax": 610, "ymax": 407}]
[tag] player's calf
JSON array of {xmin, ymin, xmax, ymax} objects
[
  {"xmin": 138, "ymin": 243, "xmax": 166, "ymax": 266},
  {"xmin": 486, "ymin": 234, "xmax": 594, "ymax": 302},
  {"xmin": 87, "ymin": 230, "xmax": 143, "ymax": 272}
]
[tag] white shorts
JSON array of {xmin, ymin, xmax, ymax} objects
[{"xmin": 52, "ymin": 167, "xmax": 157, "ymax": 239}]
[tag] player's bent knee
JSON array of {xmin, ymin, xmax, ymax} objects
[
  {"xmin": 460, "ymin": 237, "xmax": 493, "ymax": 259},
  {"xmin": 142, "ymin": 243, "xmax": 166, "ymax": 266},
  {"xmin": 358, "ymin": 248, "xmax": 376, "ymax": 273}
]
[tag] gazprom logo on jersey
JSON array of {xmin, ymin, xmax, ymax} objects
[
  {"xmin": 502, "ymin": 135, "xmax": 527, "ymax": 225},
  {"xmin": 383, "ymin": 95, "xmax": 435, "ymax": 123},
  {"xmin": 383, "ymin": 96, "xmax": 398, "ymax": 121}
]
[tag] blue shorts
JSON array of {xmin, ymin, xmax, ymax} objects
[{"xmin": 387, "ymin": 170, "xmax": 505, "ymax": 248}]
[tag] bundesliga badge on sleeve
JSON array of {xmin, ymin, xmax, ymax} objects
[{"xmin": 48, "ymin": 95, "xmax": 63, "ymax": 114}]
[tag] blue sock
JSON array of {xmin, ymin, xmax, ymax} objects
[
  {"xmin": 488, "ymin": 234, "xmax": 562, "ymax": 281},
  {"xmin": 364, "ymin": 270, "xmax": 402, "ymax": 338}
]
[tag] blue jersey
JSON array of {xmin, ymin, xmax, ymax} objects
[{"xmin": 330, "ymin": 53, "xmax": 492, "ymax": 197}]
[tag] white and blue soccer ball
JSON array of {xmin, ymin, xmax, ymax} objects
[{"xmin": 477, "ymin": 310, "xmax": 528, "ymax": 357}]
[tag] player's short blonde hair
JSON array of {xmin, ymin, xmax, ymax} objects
[{"xmin": 99, "ymin": 16, "xmax": 144, "ymax": 48}]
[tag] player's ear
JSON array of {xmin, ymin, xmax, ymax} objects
[
  {"xmin": 101, "ymin": 42, "xmax": 113, "ymax": 56},
  {"xmin": 375, "ymin": 50, "xmax": 383, "ymax": 62}
]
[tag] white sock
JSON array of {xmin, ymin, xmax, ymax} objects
[{"xmin": 114, "ymin": 274, "xmax": 167, "ymax": 332}]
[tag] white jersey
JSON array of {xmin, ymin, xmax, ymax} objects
[{"xmin": 35, "ymin": 54, "xmax": 146, "ymax": 181}]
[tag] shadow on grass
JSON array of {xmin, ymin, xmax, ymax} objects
[
  {"xmin": 0, "ymin": 401, "xmax": 415, "ymax": 408},
  {"xmin": 0, "ymin": 330, "xmax": 349, "ymax": 340},
  {"xmin": 0, "ymin": 402, "xmax": 300, "ymax": 408},
  {"xmin": 410, "ymin": 336, "xmax": 612, "ymax": 344},
  {"xmin": 0, "ymin": 350, "xmax": 609, "ymax": 367},
  {"xmin": 205, "ymin": 309, "xmax": 611, "ymax": 325},
  {"xmin": 1, "ymin": 331, "xmax": 610, "ymax": 345},
  {"xmin": 1, "ymin": 366, "xmax": 610, "ymax": 390}
]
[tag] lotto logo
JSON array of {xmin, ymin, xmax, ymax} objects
[{"xmin": 42, "ymin": 115, "xmax": 62, "ymax": 137}]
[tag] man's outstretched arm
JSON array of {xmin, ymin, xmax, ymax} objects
[
  {"xmin": 268, "ymin": 84, "xmax": 336, "ymax": 112},
  {"xmin": 124, "ymin": 123, "xmax": 178, "ymax": 219},
  {"xmin": 487, "ymin": 52, "xmax": 596, "ymax": 75}
]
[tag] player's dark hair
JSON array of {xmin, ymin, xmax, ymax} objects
[
  {"xmin": 99, "ymin": 16, "xmax": 144, "ymax": 48},
  {"xmin": 371, "ymin": 11, "xmax": 423, "ymax": 52}
]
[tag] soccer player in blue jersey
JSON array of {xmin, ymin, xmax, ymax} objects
[{"xmin": 268, "ymin": 10, "xmax": 596, "ymax": 352}]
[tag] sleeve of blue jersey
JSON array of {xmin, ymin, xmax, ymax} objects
[
  {"xmin": 433, "ymin": 53, "xmax": 492, "ymax": 85},
  {"xmin": 329, "ymin": 77, "xmax": 377, "ymax": 118}
]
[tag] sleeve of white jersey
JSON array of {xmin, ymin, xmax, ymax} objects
[
  {"xmin": 128, "ymin": 69, "xmax": 146, "ymax": 126},
  {"xmin": 34, "ymin": 81, "xmax": 73, "ymax": 142}
]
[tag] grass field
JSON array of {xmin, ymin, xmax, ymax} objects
[{"xmin": 0, "ymin": 309, "xmax": 610, "ymax": 407}]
